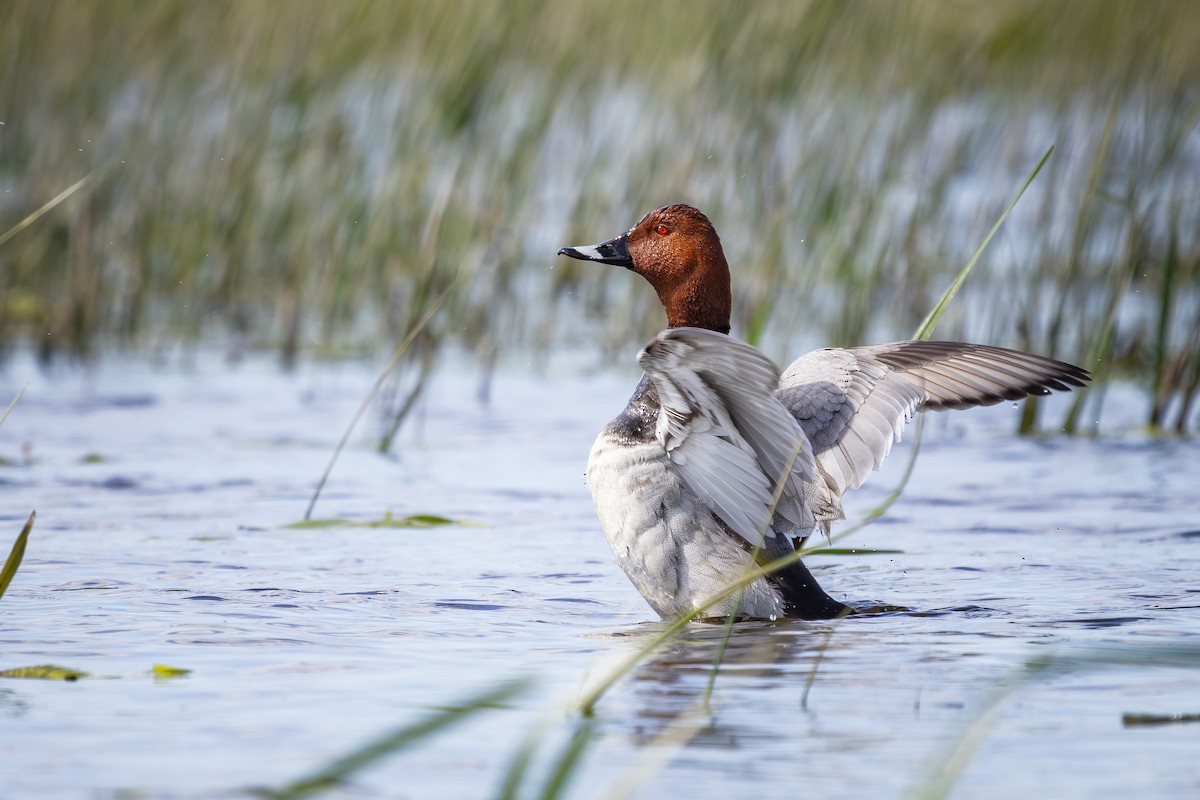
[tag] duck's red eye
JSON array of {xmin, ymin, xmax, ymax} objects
[{"xmin": 656, "ymin": 224, "xmax": 669, "ymax": 236}]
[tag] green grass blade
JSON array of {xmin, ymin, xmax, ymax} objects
[
  {"xmin": 0, "ymin": 511, "xmax": 35, "ymax": 601},
  {"xmin": 0, "ymin": 173, "xmax": 95, "ymax": 249},
  {"xmin": 913, "ymin": 146, "xmax": 1054, "ymax": 341},
  {"xmin": 304, "ymin": 276, "xmax": 458, "ymax": 521},
  {"xmin": 702, "ymin": 594, "xmax": 742, "ymax": 711},
  {"xmin": 0, "ymin": 387, "xmax": 27, "ymax": 429},
  {"xmin": 494, "ymin": 721, "xmax": 544, "ymax": 800},
  {"xmin": 907, "ymin": 667, "xmax": 1036, "ymax": 800},
  {"xmin": 908, "ymin": 644, "xmax": 1200, "ymax": 800},
  {"xmin": 800, "ymin": 626, "xmax": 838, "ymax": 710},
  {"xmin": 534, "ymin": 719, "xmax": 596, "ymax": 800},
  {"xmin": 257, "ymin": 678, "xmax": 530, "ymax": 800},
  {"xmin": 599, "ymin": 700, "xmax": 710, "ymax": 800}
]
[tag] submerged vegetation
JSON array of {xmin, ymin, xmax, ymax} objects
[{"xmin": 1, "ymin": 1, "xmax": 1198, "ymax": 430}]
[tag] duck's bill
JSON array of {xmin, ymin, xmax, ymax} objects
[{"xmin": 557, "ymin": 232, "xmax": 632, "ymax": 267}]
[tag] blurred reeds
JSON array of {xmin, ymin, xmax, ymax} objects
[{"xmin": 1, "ymin": 0, "xmax": 1197, "ymax": 430}]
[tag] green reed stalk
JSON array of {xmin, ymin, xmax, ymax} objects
[
  {"xmin": 1149, "ymin": 225, "xmax": 1178, "ymax": 430},
  {"xmin": 1062, "ymin": 216, "xmax": 1139, "ymax": 435}
]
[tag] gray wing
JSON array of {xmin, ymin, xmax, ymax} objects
[
  {"xmin": 637, "ymin": 327, "xmax": 818, "ymax": 548},
  {"xmin": 776, "ymin": 341, "xmax": 1090, "ymax": 530}
]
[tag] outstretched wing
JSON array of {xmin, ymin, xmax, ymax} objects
[
  {"xmin": 637, "ymin": 327, "xmax": 817, "ymax": 548},
  {"xmin": 776, "ymin": 341, "xmax": 1090, "ymax": 526}
]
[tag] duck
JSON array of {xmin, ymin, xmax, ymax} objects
[{"xmin": 558, "ymin": 204, "xmax": 1089, "ymax": 621}]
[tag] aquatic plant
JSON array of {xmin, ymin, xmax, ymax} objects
[
  {"xmin": 0, "ymin": 1, "xmax": 1196, "ymax": 431},
  {"xmin": 0, "ymin": 511, "xmax": 34, "ymax": 601},
  {"xmin": 908, "ymin": 645, "xmax": 1200, "ymax": 800}
]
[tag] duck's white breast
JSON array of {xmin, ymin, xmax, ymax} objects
[{"xmin": 585, "ymin": 431, "xmax": 787, "ymax": 619}]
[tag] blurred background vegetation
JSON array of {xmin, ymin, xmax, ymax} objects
[{"xmin": 1, "ymin": 0, "xmax": 1197, "ymax": 431}]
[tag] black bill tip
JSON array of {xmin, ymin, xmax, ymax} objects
[{"xmin": 556, "ymin": 233, "xmax": 632, "ymax": 267}]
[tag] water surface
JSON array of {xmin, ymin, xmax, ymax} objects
[{"xmin": 1, "ymin": 352, "xmax": 1198, "ymax": 799}]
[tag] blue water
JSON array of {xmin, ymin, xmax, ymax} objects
[{"xmin": 1, "ymin": 351, "xmax": 1198, "ymax": 799}]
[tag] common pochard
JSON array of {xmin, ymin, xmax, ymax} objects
[{"xmin": 559, "ymin": 204, "xmax": 1088, "ymax": 620}]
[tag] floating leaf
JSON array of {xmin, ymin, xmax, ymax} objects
[
  {"xmin": 366, "ymin": 512, "xmax": 456, "ymax": 528},
  {"xmin": 0, "ymin": 664, "xmax": 89, "ymax": 681},
  {"xmin": 808, "ymin": 548, "xmax": 905, "ymax": 556},
  {"xmin": 152, "ymin": 664, "xmax": 192, "ymax": 678},
  {"xmin": 285, "ymin": 518, "xmax": 354, "ymax": 529},
  {"xmin": 1122, "ymin": 712, "xmax": 1200, "ymax": 727},
  {"xmin": 286, "ymin": 513, "xmax": 467, "ymax": 530}
]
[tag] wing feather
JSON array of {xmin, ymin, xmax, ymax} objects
[
  {"xmin": 637, "ymin": 327, "xmax": 817, "ymax": 548},
  {"xmin": 636, "ymin": 333, "xmax": 1087, "ymax": 546},
  {"xmin": 777, "ymin": 340, "xmax": 1089, "ymax": 526}
]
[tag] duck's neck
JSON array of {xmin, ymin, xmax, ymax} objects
[{"xmin": 659, "ymin": 261, "xmax": 732, "ymax": 334}]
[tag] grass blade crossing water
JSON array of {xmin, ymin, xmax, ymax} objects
[
  {"xmin": 908, "ymin": 644, "xmax": 1200, "ymax": 800},
  {"xmin": 533, "ymin": 719, "xmax": 597, "ymax": 800},
  {"xmin": 255, "ymin": 678, "xmax": 530, "ymax": 800},
  {"xmin": 914, "ymin": 146, "xmax": 1054, "ymax": 341},
  {"xmin": 304, "ymin": 277, "xmax": 458, "ymax": 520}
]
